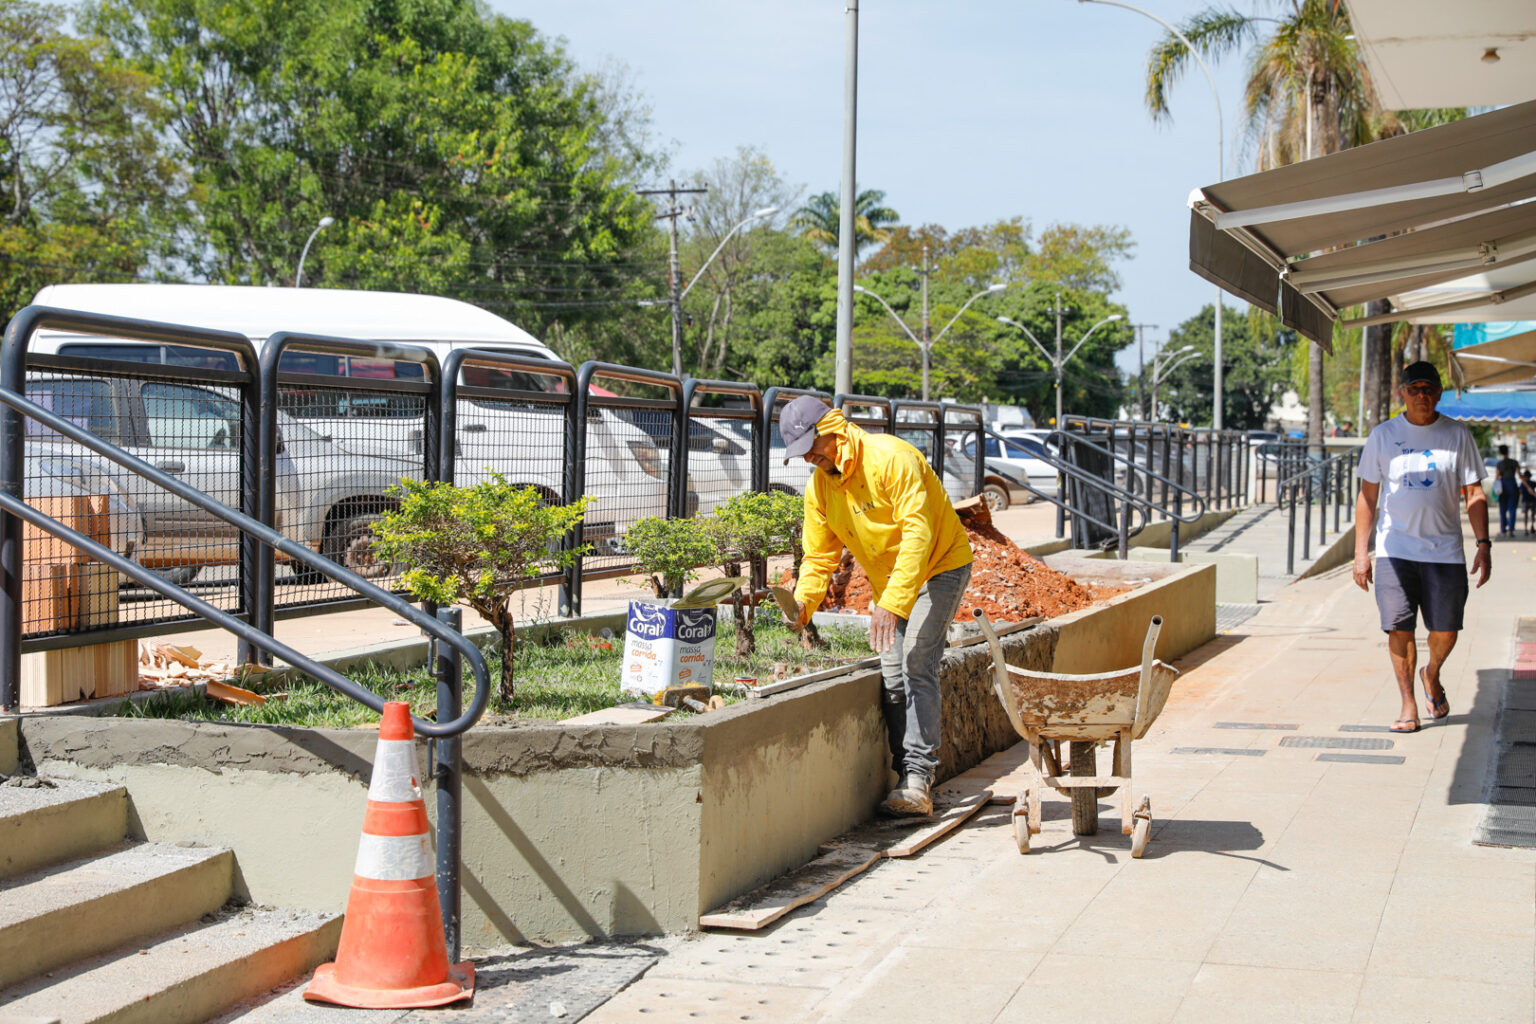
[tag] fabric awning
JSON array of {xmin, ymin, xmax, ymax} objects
[
  {"xmin": 1436, "ymin": 389, "xmax": 1536, "ymax": 424},
  {"xmin": 1448, "ymin": 328, "xmax": 1536, "ymax": 389},
  {"xmin": 1187, "ymin": 99, "xmax": 1536, "ymax": 351}
]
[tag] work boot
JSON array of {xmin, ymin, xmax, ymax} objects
[{"xmin": 880, "ymin": 773, "xmax": 932, "ymax": 817}]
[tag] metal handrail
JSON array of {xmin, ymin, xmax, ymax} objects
[
  {"xmin": 1023, "ymin": 428, "xmax": 1209, "ymax": 559},
  {"xmin": 0, "ymin": 384, "xmax": 489, "ymax": 736},
  {"xmin": 1276, "ymin": 448, "xmax": 1356, "ymax": 492}
]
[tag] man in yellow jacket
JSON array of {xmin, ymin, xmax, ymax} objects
[{"xmin": 781, "ymin": 396, "xmax": 974, "ymax": 816}]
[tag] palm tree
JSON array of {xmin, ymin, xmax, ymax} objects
[
  {"xmin": 792, "ymin": 188, "xmax": 900, "ymax": 258},
  {"xmin": 1146, "ymin": 1, "xmax": 1377, "ymax": 450}
]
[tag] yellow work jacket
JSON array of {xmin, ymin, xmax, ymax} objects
[{"xmin": 793, "ymin": 409, "xmax": 972, "ymax": 620}]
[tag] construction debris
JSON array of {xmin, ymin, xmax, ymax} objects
[{"xmin": 137, "ymin": 640, "xmax": 273, "ymax": 696}]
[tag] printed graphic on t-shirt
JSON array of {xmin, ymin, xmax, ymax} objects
[{"xmin": 1393, "ymin": 443, "xmax": 1437, "ymax": 488}]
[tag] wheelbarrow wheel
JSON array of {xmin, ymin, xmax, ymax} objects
[
  {"xmin": 1130, "ymin": 795, "xmax": 1153, "ymax": 858},
  {"xmin": 1069, "ymin": 741, "xmax": 1099, "ymax": 836},
  {"xmin": 1013, "ymin": 796, "xmax": 1031, "ymax": 854}
]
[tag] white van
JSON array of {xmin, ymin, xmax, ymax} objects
[{"xmin": 26, "ymin": 284, "xmax": 668, "ymax": 568}]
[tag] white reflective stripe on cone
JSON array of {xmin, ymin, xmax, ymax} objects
[
  {"xmin": 354, "ymin": 831, "xmax": 434, "ymax": 881},
  {"xmin": 367, "ymin": 739, "xmax": 422, "ymax": 803}
]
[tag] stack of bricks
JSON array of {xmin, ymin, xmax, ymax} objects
[{"xmin": 20, "ymin": 494, "xmax": 137, "ymax": 707}]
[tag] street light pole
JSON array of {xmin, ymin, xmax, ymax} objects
[
  {"xmin": 855, "ymin": 282, "xmax": 1007, "ymax": 400},
  {"xmin": 1148, "ymin": 344, "xmax": 1198, "ymax": 417},
  {"xmin": 1077, "ymin": 0, "xmax": 1225, "ymax": 429},
  {"xmin": 998, "ymin": 307, "xmax": 1123, "ymax": 425},
  {"xmin": 834, "ymin": 0, "xmax": 859, "ymax": 396},
  {"xmin": 920, "ymin": 245, "xmax": 931, "ymax": 401},
  {"xmin": 295, "ymin": 216, "xmax": 334, "ymax": 288}
]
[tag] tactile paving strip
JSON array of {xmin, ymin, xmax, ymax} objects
[
  {"xmin": 1338, "ymin": 725, "xmax": 1393, "ymax": 733},
  {"xmin": 1278, "ymin": 736, "xmax": 1394, "ymax": 750},
  {"xmin": 1171, "ymin": 747, "xmax": 1266, "ymax": 757},
  {"xmin": 1493, "ymin": 744, "xmax": 1536, "ymax": 789},
  {"xmin": 1214, "ymin": 722, "xmax": 1299, "ymax": 730},
  {"xmin": 1316, "ymin": 753, "xmax": 1405, "ymax": 765},
  {"xmin": 1215, "ymin": 603, "xmax": 1261, "ymax": 630}
]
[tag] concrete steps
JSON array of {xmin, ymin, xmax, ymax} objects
[
  {"xmin": 0, "ymin": 907, "xmax": 342, "ymax": 1024},
  {"xmin": 0, "ymin": 776, "xmax": 339, "ymax": 1024}
]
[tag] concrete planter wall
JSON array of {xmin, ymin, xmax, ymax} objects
[{"xmin": 15, "ymin": 561, "xmax": 1214, "ymax": 945}]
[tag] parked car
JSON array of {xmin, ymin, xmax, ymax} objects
[
  {"xmin": 27, "ymin": 283, "xmax": 668, "ymax": 555},
  {"xmin": 963, "ymin": 431, "xmax": 1060, "ymax": 498},
  {"xmin": 23, "ymin": 374, "xmax": 417, "ymax": 585}
]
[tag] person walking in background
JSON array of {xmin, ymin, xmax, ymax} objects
[
  {"xmin": 1495, "ymin": 445, "xmax": 1521, "ymax": 537},
  {"xmin": 1353, "ymin": 361, "xmax": 1491, "ymax": 734},
  {"xmin": 782, "ymin": 396, "xmax": 974, "ymax": 817},
  {"xmin": 1521, "ymin": 469, "xmax": 1536, "ymax": 536}
]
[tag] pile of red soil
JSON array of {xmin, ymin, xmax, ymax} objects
[{"xmin": 820, "ymin": 501, "xmax": 1117, "ymax": 624}]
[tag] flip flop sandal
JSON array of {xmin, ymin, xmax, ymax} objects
[
  {"xmin": 1389, "ymin": 719, "xmax": 1421, "ymax": 733},
  {"xmin": 1420, "ymin": 668, "xmax": 1450, "ymax": 719}
]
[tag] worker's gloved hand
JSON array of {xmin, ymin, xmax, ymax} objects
[{"xmin": 869, "ymin": 605, "xmax": 899, "ymax": 653}]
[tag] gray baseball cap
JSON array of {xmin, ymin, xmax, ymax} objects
[{"xmin": 780, "ymin": 395, "xmax": 833, "ymax": 462}]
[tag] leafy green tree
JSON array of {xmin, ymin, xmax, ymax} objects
[
  {"xmin": 622, "ymin": 515, "xmax": 717, "ymax": 599},
  {"xmin": 369, "ymin": 474, "xmax": 589, "ymax": 704},
  {"xmin": 708, "ymin": 490, "xmax": 802, "ymax": 657},
  {"xmin": 0, "ymin": 0, "xmax": 182, "ymax": 314},
  {"xmin": 1161, "ymin": 304, "xmax": 1294, "ymax": 429},
  {"xmin": 792, "ymin": 187, "xmax": 899, "ymax": 259},
  {"xmin": 83, "ymin": 0, "xmax": 658, "ymax": 339}
]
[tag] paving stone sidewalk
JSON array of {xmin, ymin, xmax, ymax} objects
[{"xmin": 580, "ymin": 530, "xmax": 1536, "ymax": 1023}]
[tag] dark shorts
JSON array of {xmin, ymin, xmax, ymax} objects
[{"xmin": 1375, "ymin": 557, "xmax": 1469, "ymax": 633}]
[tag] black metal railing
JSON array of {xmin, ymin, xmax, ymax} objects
[
  {"xmin": 1277, "ymin": 448, "xmax": 1359, "ymax": 574},
  {"xmin": 1036, "ymin": 428, "xmax": 1209, "ymax": 559}
]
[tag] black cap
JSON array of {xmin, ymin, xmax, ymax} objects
[
  {"xmin": 1403, "ymin": 361, "xmax": 1441, "ymax": 388},
  {"xmin": 780, "ymin": 395, "xmax": 832, "ymax": 461}
]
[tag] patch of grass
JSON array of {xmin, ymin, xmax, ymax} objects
[{"xmin": 115, "ymin": 616, "xmax": 871, "ymax": 729}]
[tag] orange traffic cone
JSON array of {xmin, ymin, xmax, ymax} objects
[{"xmin": 304, "ymin": 701, "xmax": 474, "ymax": 1008}]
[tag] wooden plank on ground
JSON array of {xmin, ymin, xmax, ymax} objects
[
  {"xmin": 561, "ymin": 705, "xmax": 674, "ymax": 725},
  {"xmin": 819, "ymin": 789, "xmax": 992, "ymax": 860},
  {"xmin": 699, "ymin": 843, "xmax": 883, "ymax": 931},
  {"xmin": 934, "ymin": 741, "xmax": 1039, "ymax": 806}
]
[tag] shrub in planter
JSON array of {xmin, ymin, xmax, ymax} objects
[
  {"xmin": 369, "ymin": 474, "xmax": 589, "ymax": 703},
  {"xmin": 709, "ymin": 490, "xmax": 812, "ymax": 657},
  {"xmin": 623, "ymin": 514, "xmax": 716, "ymax": 599}
]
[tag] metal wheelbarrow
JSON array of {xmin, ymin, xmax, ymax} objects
[{"xmin": 974, "ymin": 609, "xmax": 1179, "ymax": 857}]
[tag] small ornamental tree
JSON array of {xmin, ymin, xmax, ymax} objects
[
  {"xmin": 369, "ymin": 474, "xmax": 590, "ymax": 704},
  {"xmin": 622, "ymin": 515, "xmax": 717, "ymax": 599},
  {"xmin": 710, "ymin": 490, "xmax": 825, "ymax": 655}
]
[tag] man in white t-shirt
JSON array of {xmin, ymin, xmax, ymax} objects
[{"xmin": 1354, "ymin": 361, "xmax": 1491, "ymax": 733}]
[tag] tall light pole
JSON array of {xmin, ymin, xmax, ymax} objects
[
  {"xmin": 834, "ymin": 0, "xmax": 859, "ymax": 396},
  {"xmin": 1148, "ymin": 343, "xmax": 1199, "ymax": 418},
  {"xmin": 854, "ymin": 282, "xmax": 1007, "ymax": 400},
  {"xmin": 295, "ymin": 215, "xmax": 334, "ymax": 288},
  {"xmin": 998, "ymin": 303, "xmax": 1123, "ymax": 426},
  {"xmin": 1077, "ymin": 0, "xmax": 1225, "ymax": 430}
]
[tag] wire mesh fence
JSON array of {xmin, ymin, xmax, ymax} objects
[
  {"xmin": 575, "ymin": 365, "xmax": 679, "ymax": 583},
  {"xmin": 268, "ymin": 347, "xmax": 433, "ymax": 609},
  {"xmin": 20, "ymin": 353, "xmax": 252, "ymax": 638}
]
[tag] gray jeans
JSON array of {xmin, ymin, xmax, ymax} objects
[{"xmin": 878, "ymin": 563, "xmax": 972, "ymax": 780}]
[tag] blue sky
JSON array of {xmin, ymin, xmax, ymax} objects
[{"xmin": 493, "ymin": 1, "xmax": 1255, "ymax": 377}]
